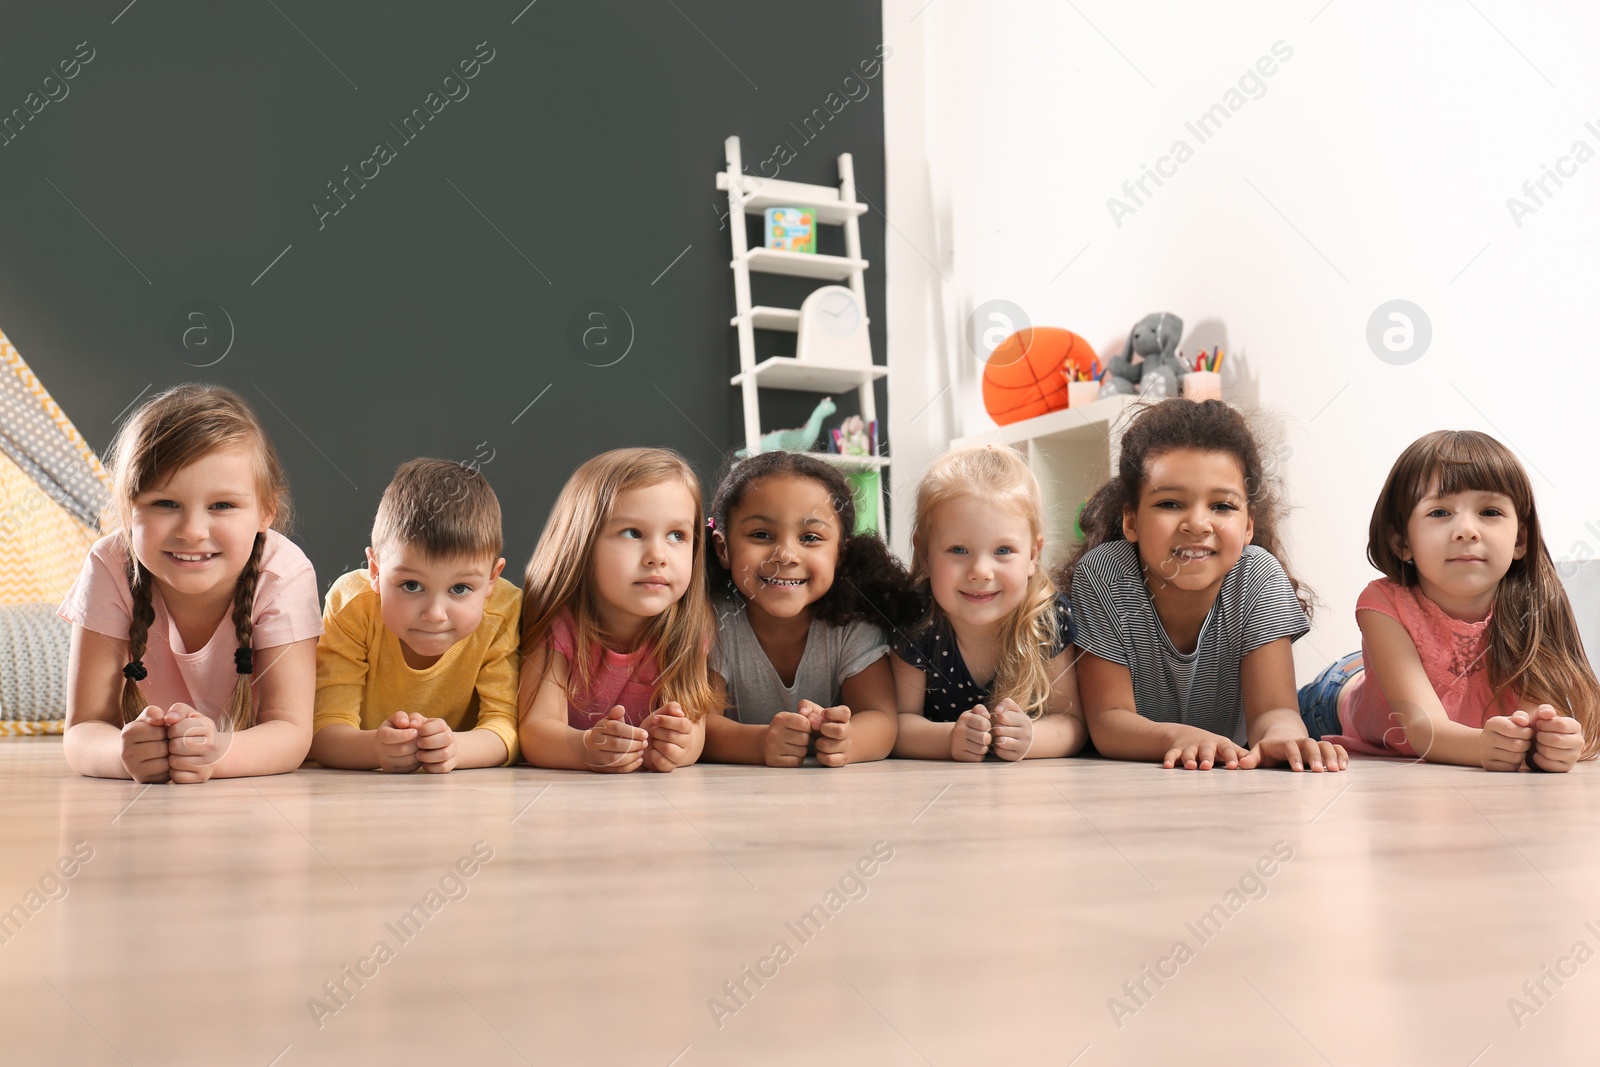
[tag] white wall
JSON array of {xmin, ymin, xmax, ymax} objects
[{"xmin": 885, "ymin": 0, "xmax": 1600, "ymax": 676}]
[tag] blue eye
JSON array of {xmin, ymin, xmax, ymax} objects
[
  {"xmin": 668, "ymin": 531, "xmax": 687, "ymax": 543},
  {"xmin": 450, "ymin": 583, "xmax": 473, "ymax": 595},
  {"xmin": 620, "ymin": 528, "xmax": 642, "ymax": 539},
  {"xmin": 400, "ymin": 580, "xmax": 422, "ymax": 593},
  {"xmin": 948, "ymin": 545, "xmax": 968, "ymax": 555}
]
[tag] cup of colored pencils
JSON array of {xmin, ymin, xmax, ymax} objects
[
  {"xmin": 1182, "ymin": 345, "xmax": 1223, "ymax": 401},
  {"xmin": 1067, "ymin": 359, "xmax": 1102, "ymax": 407}
]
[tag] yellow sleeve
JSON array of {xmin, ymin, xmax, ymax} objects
[
  {"xmin": 314, "ymin": 571, "xmax": 375, "ymax": 735},
  {"xmin": 471, "ymin": 578, "xmax": 522, "ymax": 765}
]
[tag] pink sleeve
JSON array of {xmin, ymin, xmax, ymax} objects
[
  {"xmin": 1354, "ymin": 579, "xmax": 1401, "ymax": 624},
  {"xmin": 547, "ymin": 612, "xmax": 576, "ymax": 659},
  {"xmin": 56, "ymin": 536, "xmax": 134, "ymax": 640},
  {"xmin": 251, "ymin": 555, "xmax": 325, "ymax": 648},
  {"xmin": 245, "ymin": 533, "xmax": 323, "ymax": 647}
]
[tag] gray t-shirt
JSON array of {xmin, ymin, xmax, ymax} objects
[
  {"xmin": 710, "ymin": 597, "xmax": 889, "ymax": 725},
  {"xmin": 1072, "ymin": 541, "xmax": 1309, "ymax": 743}
]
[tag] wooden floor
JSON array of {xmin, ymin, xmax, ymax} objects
[{"xmin": 3, "ymin": 740, "xmax": 1597, "ymax": 1066}]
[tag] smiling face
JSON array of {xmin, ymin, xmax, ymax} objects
[
  {"xmin": 368, "ymin": 545, "xmax": 505, "ymax": 668},
  {"xmin": 587, "ymin": 479, "xmax": 698, "ymax": 644},
  {"xmin": 1397, "ymin": 481, "xmax": 1526, "ymax": 621},
  {"xmin": 716, "ymin": 474, "xmax": 840, "ymax": 622},
  {"xmin": 129, "ymin": 446, "xmax": 275, "ymax": 607},
  {"xmin": 1123, "ymin": 448, "xmax": 1254, "ymax": 600},
  {"xmin": 921, "ymin": 494, "xmax": 1041, "ymax": 633}
]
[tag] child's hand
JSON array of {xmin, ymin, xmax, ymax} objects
[
  {"xmin": 642, "ymin": 701, "xmax": 693, "ymax": 772},
  {"xmin": 951, "ymin": 706, "xmax": 991, "ymax": 762},
  {"xmin": 414, "ymin": 717, "xmax": 459, "ymax": 774},
  {"xmin": 1162, "ymin": 728, "xmax": 1248, "ymax": 770},
  {"xmin": 763, "ymin": 711, "xmax": 813, "ymax": 767},
  {"xmin": 1242, "ymin": 735, "xmax": 1347, "ymax": 772},
  {"xmin": 582, "ymin": 706, "xmax": 646, "ymax": 773},
  {"xmin": 121, "ymin": 706, "xmax": 176, "ymax": 783},
  {"xmin": 811, "ymin": 704, "xmax": 852, "ymax": 768},
  {"xmin": 376, "ymin": 711, "xmax": 424, "ymax": 774},
  {"xmin": 1481, "ymin": 712, "xmax": 1535, "ymax": 772},
  {"xmin": 991, "ymin": 699, "xmax": 1034, "ymax": 762},
  {"xmin": 166, "ymin": 706, "xmax": 222, "ymax": 784},
  {"xmin": 1528, "ymin": 705, "xmax": 1583, "ymax": 773}
]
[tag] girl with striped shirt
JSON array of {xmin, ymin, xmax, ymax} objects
[{"xmin": 1060, "ymin": 400, "xmax": 1347, "ymax": 773}]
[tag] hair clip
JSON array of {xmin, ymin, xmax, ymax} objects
[
  {"xmin": 122, "ymin": 660, "xmax": 148, "ymax": 682},
  {"xmin": 706, "ymin": 517, "xmax": 716, "ymax": 531},
  {"xmin": 234, "ymin": 648, "xmax": 254, "ymax": 675}
]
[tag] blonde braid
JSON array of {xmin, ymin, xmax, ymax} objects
[
  {"xmin": 119, "ymin": 554, "xmax": 157, "ymax": 724},
  {"xmin": 221, "ymin": 533, "xmax": 266, "ymax": 731}
]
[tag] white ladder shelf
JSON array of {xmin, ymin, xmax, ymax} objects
[{"xmin": 718, "ymin": 135, "xmax": 888, "ymax": 533}]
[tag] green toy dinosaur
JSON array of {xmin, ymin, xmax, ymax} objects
[{"xmin": 737, "ymin": 396, "xmax": 837, "ymax": 457}]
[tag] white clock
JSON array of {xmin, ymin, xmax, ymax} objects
[{"xmin": 795, "ymin": 285, "xmax": 871, "ymax": 367}]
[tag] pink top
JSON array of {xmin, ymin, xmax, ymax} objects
[
  {"xmin": 1325, "ymin": 578, "xmax": 1518, "ymax": 757},
  {"xmin": 58, "ymin": 531, "xmax": 324, "ymax": 722},
  {"xmin": 546, "ymin": 611, "xmax": 661, "ymax": 728}
]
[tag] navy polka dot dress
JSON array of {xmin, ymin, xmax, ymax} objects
[{"xmin": 894, "ymin": 592, "xmax": 1077, "ymax": 722}]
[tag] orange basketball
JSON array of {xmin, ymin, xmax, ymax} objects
[{"xmin": 982, "ymin": 327, "xmax": 1095, "ymax": 425}]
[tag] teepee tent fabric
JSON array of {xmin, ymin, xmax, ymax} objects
[{"xmin": 0, "ymin": 329, "xmax": 108, "ymax": 734}]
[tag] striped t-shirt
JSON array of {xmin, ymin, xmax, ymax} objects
[{"xmin": 1071, "ymin": 541, "xmax": 1308, "ymax": 743}]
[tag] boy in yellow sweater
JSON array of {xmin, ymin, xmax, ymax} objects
[{"xmin": 311, "ymin": 459, "xmax": 520, "ymax": 771}]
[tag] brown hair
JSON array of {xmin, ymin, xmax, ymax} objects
[
  {"xmin": 1058, "ymin": 398, "xmax": 1311, "ymax": 617},
  {"xmin": 371, "ymin": 458, "xmax": 502, "ymax": 562},
  {"xmin": 520, "ymin": 448, "xmax": 716, "ymax": 720},
  {"xmin": 909, "ymin": 446, "xmax": 1061, "ymax": 717},
  {"xmin": 706, "ymin": 450, "xmax": 919, "ymax": 630},
  {"xmin": 103, "ymin": 384, "xmax": 290, "ymax": 729},
  {"xmin": 1369, "ymin": 430, "xmax": 1600, "ymax": 758}
]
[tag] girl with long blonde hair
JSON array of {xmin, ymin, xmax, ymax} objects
[
  {"xmin": 519, "ymin": 448, "xmax": 717, "ymax": 772},
  {"xmin": 892, "ymin": 445, "xmax": 1087, "ymax": 761},
  {"xmin": 59, "ymin": 384, "xmax": 323, "ymax": 783}
]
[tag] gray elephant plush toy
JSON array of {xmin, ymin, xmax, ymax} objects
[{"xmin": 1099, "ymin": 312, "xmax": 1187, "ymax": 399}]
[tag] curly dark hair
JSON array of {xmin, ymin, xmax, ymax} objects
[
  {"xmin": 1055, "ymin": 398, "xmax": 1312, "ymax": 618},
  {"xmin": 707, "ymin": 450, "xmax": 920, "ymax": 632}
]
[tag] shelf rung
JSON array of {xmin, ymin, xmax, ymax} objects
[
  {"xmin": 731, "ymin": 357, "xmax": 888, "ymax": 393},
  {"xmin": 736, "ymin": 248, "xmax": 866, "ymax": 280}
]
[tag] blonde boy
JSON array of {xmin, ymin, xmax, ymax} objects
[{"xmin": 311, "ymin": 459, "xmax": 519, "ymax": 771}]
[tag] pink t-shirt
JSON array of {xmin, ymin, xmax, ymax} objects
[
  {"xmin": 545, "ymin": 611, "xmax": 660, "ymax": 728},
  {"xmin": 58, "ymin": 531, "xmax": 324, "ymax": 722},
  {"xmin": 1325, "ymin": 578, "xmax": 1518, "ymax": 757}
]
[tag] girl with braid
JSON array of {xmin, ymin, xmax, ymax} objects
[{"xmin": 59, "ymin": 385, "xmax": 323, "ymax": 783}]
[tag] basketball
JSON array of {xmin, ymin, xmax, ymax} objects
[{"xmin": 981, "ymin": 327, "xmax": 1095, "ymax": 425}]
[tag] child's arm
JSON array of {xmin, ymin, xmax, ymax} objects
[
  {"xmin": 518, "ymin": 647, "xmax": 646, "ymax": 772},
  {"xmin": 820, "ymin": 655, "xmax": 897, "ymax": 766},
  {"xmin": 889, "ymin": 654, "xmax": 990, "ymax": 761},
  {"xmin": 701, "ymin": 671, "xmax": 814, "ymax": 767},
  {"xmin": 1078, "ymin": 650, "xmax": 1251, "ymax": 769},
  {"xmin": 992, "ymin": 646, "xmax": 1091, "ymax": 761},
  {"xmin": 189, "ymin": 638, "xmax": 318, "ymax": 779},
  {"xmin": 62, "ymin": 625, "xmax": 166, "ymax": 781},
  {"xmin": 1360, "ymin": 609, "xmax": 1530, "ymax": 769},
  {"xmin": 1238, "ymin": 637, "xmax": 1347, "ymax": 772},
  {"xmin": 641, "ymin": 694, "xmax": 711, "ymax": 772},
  {"xmin": 412, "ymin": 623, "xmax": 520, "ymax": 772}
]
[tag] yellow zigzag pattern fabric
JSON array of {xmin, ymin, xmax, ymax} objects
[{"xmin": 0, "ymin": 330, "xmax": 108, "ymax": 607}]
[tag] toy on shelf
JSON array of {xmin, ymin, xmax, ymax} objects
[
  {"xmin": 764, "ymin": 207, "xmax": 816, "ymax": 253},
  {"xmin": 1099, "ymin": 312, "xmax": 1187, "ymax": 400},
  {"xmin": 981, "ymin": 327, "xmax": 1096, "ymax": 426},
  {"xmin": 737, "ymin": 396, "xmax": 837, "ymax": 457},
  {"xmin": 831, "ymin": 415, "xmax": 881, "ymax": 535}
]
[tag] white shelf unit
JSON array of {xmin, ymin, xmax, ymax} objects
[
  {"xmin": 952, "ymin": 395, "xmax": 1139, "ymax": 560},
  {"xmin": 719, "ymin": 135, "xmax": 886, "ymax": 535}
]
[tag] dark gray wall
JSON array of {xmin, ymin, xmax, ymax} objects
[{"xmin": 0, "ymin": 0, "xmax": 888, "ymax": 589}]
